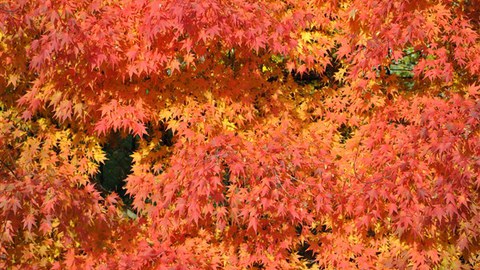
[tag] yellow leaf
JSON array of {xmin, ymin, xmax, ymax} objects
[
  {"xmin": 334, "ymin": 68, "xmax": 347, "ymax": 82},
  {"xmin": 93, "ymin": 150, "xmax": 106, "ymax": 163},
  {"xmin": 222, "ymin": 118, "xmax": 236, "ymax": 131},
  {"xmin": 301, "ymin": 32, "xmax": 313, "ymax": 43}
]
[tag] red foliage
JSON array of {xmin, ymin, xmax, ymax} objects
[{"xmin": 1, "ymin": 0, "xmax": 479, "ymax": 268}]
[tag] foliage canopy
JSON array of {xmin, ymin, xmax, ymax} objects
[{"xmin": 1, "ymin": 0, "xmax": 479, "ymax": 269}]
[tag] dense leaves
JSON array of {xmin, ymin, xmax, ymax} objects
[{"xmin": 1, "ymin": 0, "xmax": 479, "ymax": 269}]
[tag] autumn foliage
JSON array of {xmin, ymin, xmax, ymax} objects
[{"xmin": 1, "ymin": 0, "xmax": 480, "ymax": 269}]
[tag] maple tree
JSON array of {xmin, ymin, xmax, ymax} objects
[{"xmin": 1, "ymin": 0, "xmax": 479, "ymax": 269}]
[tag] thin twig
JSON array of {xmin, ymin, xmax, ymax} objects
[{"xmin": 0, "ymin": 158, "xmax": 20, "ymax": 181}]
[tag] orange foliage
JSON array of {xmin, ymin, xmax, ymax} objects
[{"xmin": 1, "ymin": 0, "xmax": 479, "ymax": 269}]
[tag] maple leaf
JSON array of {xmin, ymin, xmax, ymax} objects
[
  {"xmin": 336, "ymin": 43, "xmax": 351, "ymax": 59},
  {"xmin": 22, "ymin": 214, "xmax": 36, "ymax": 231},
  {"xmin": 126, "ymin": 46, "xmax": 139, "ymax": 61},
  {"xmin": 296, "ymin": 64, "xmax": 307, "ymax": 75},
  {"xmin": 39, "ymin": 219, "xmax": 52, "ymax": 235},
  {"xmin": 168, "ymin": 59, "xmax": 181, "ymax": 75},
  {"xmin": 247, "ymin": 216, "xmax": 258, "ymax": 233},
  {"xmin": 467, "ymin": 84, "xmax": 479, "ymax": 96},
  {"xmin": 183, "ymin": 53, "xmax": 195, "ymax": 67},
  {"xmin": 286, "ymin": 61, "xmax": 295, "ymax": 72},
  {"xmin": 7, "ymin": 74, "xmax": 20, "ymax": 88}
]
